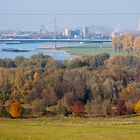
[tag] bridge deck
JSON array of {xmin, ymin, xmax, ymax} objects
[{"xmin": 0, "ymin": 39, "xmax": 112, "ymax": 43}]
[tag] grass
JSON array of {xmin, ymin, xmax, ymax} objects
[
  {"xmin": 0, "ymin": 116, "xmax": 140, "ymax": 140},
  {"xmin": 59, "ymin": 43, "xmax": 129, "ymax": 57}
]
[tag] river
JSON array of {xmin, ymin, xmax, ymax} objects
[{"xmin": 0, "ymin": 42, "xmax": 80, "ymax": 60}]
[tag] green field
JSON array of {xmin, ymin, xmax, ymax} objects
[
  {"xmin": 59, "ymin": 43, "xmax": 129, "ymax": 56},
  {"xmin": 0, "ymin": 116, "xmax": 140, "ymax": 140}
]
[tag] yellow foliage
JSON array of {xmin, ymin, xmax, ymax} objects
[
  {"xmin": 134, "ymin": 100, "xmax": 140, "ymax": 114},
  {"xmin": 33, "ymin": 72, "xmax": 40, "ymax": 82},
  {"xmin": 121, "ymin": 86, "xmax": 135, "ymax": 94},
  {"xmin": 9, "ymin": 101, "xmax": 22, "ymax": 118}
]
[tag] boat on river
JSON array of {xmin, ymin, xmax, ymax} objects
[
  {"xmin": 4, "ymin": 41, "xmax": 22, "ymax": 45},
  {"xmin": 2, "ymin": 48, "xmax": 29, "ymax": 52}
]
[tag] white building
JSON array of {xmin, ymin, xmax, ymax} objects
[{"xmin": 63, "ymin": 28, "xmax": 69, "ymax": 37}]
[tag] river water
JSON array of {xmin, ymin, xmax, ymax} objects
[{"xmin": 0, "ymin": 42, "xmax": 79, "ymax": 60}]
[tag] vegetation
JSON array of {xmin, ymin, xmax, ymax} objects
[
  {"xmin": 134, "ymin": 100, "xmax": 140, "ymax": 114},
  {"xmin": 9, "ymin": 101, "xmax": 22, "ymax": 118},
  {"xmin": 0, "ymin": 116, "xmax": 140, "ymax": 140},
  {"xmin": 112, "ymin": 32, "xmax": 140, "ymax": 55},
  {"xmin": 59, "ymin": 46, "xmax": 129, "ymax": 57},
  {"xmin": 0, "ymin": 53, "xmax": 140, "ymax": 118}
]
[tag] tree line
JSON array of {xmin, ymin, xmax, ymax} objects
[
  {"xmin": 112, "ymin": 32, "xmax": 140, "ymax": 55},
  {"xmin": 0, "ymin": 53, "xmax": 140, "ymax": 118}
]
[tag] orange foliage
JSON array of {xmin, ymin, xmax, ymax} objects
[
  {"xmin": 9, "ymin": 101, "xmax": 22, "ymax": 118},
  {"xmin": 33, "ymin": 72, "xmax": 40, "ymax": 82},
  {"xmin": 134, "ymin": 100, "xmax": 140, "ymax": 114},
  {"xmin": 121, "ymin": 86, "xmax": 135, "ymax": 95}
]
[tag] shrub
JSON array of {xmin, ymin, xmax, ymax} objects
[
  {"xmin": 134, "ymin": 100, "xmax": 140, "ymax": 114},
  {"xmin": 125, "ymin": 101, "xmax": 135, "ymax": 115},
  {"xmin": 9, "ymin": 101, "xmax": 22, "ymax": 118},
  {"xmin": 31, "ymin": 99, "xmax": 46, "ymax": 117},
  {"xmin": 116, "ymin": 100, "xmax": 127, "ymax": 115},
  {"xmin": 72, "ymin": 100, "xmax": 85, "ymax": 116}
]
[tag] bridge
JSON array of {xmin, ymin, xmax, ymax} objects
[{"xmin": 0, "ymin": 39, "xmax": 112, "ymax": 44}]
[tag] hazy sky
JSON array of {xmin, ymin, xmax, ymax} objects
[{"xmin": 0, "ymin": 0, "xmax": 140, "ymax": 30}]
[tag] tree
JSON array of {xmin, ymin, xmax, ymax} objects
[
  {"xmin": 9, "ymin": 101, "xmax": 22, "ymax": 118},
  {"xmin": 15, "ymin": 56, "xmax": 26, "ymax": 66},
  {"xmin": 0, "ymin": 101, "xmax": 4, "ymax": 116},
  {"xmin": 45, "ymin": 59, "xmax": 64, "ymax": 74},
  {"xmin": 31, "ymin": 99, "xmax": 46, "ymax": 117},
  {"xmin": 116, "ymin": 100, "xmax": 127, "ymax": 115},
  {"xmin": 133, "ymin": 36, "xmax": 140, "ymax": 55},
  {"xmin": 122, "ymin": 32, "xmax": 134, "ymax": 54},
  {"xmin": 42, "ymin": 85, "xmax": 57, "ymax": 106},
  {"xmin": 61, "ymin": 92, "xmax": 75, "ymax": 108},
  {"xmin": 121, "ymin": 85, "xmax": 135, "ymax": 95},
  {"xmin": 72, "ymin": 100, "xmax": 85, "ymax": 116},
  {"xmin": 112, "ymin": 36, "xmax": 123, "ymax": 52},
  {"xmin": 0, "ymin": 58, "xmax": 16, "ymax": 68},
  {"xmin": 33, "ymin": 72, "xmax": 40, "ymax": 83},
  {"xmin": 134, "ymin": 100, "xmax": 140, "ymax": 114},
  {"xmin": 0, "ymin": 68, "xmax": 14, "ymax": 101}
]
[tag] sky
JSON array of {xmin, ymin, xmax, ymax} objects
[{"xmin": 0, "ymin": 0, "xmax": 140, "ymax": 30}]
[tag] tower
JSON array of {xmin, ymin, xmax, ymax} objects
[
  {"xmin": 83, "ymin": 26, "xmax": 89, "ymax": 38},
  {"xmin": 53, "ymin": 17, "xmax": 57, "ymax": 39},
  {"xmin": 53, "ymin": 17, "xmax": 57, "ymax": 49}
]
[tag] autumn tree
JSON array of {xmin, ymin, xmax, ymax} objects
[
  {"xmin": 42, "ymin": 85, "xmax": 57, "ymax": 106},
  {"xmin": 0, "ymin": 101, "xmax": 4, "ymax": 116},
  {"xmin": 121, "ymin": 85, "xmax": 135, "ymax": 95},
  {"xmin": 61, "ymin": 92, "xmax": 75, "ymax": 108},
  {"xmin": 72, "ymin": 100, "xmax": 85, "ymax": 116},
  {"xmin": 0, "ymin": 58, "xmax": 16, "ymax": 68},
  {"xmin": 33, "ymin": 72, "xmax": 40, "ymax": 83},
  {"xmin": 133, "ymin": 36, "xmax": 140, "ymax": 55},
  {"xmin": 134, "ymin": 100, "xmax": 140, "ymax": 114},
  {"xmin": 31, "ymin": 99, "xmax": 46, "ymax": 117},
  {"xmin": 112, "ymin": 35, "xmax": 123, "ymax": 52},
  {"xmin": 122, "ymin": 32, "xmax": 134, "ymax": 54},
  {"xmin": 9, "ymin": 101, "xmax": 22, "ymax": 118},
  {"xmin": 116, "ymin": 100, "xmax": 127, "ymax": 115},
  {"xmin": 0, "ymin": 68, "xmax": 14, "ymax": 101}
]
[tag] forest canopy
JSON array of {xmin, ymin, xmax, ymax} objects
[{"xmin": 0, "ymin": 53, "xmax": 140, "ymax": 118}]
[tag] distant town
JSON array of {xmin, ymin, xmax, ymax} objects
[{"xmin": 1, "ymin": 23, "xmax": 140, "ymax": 40}]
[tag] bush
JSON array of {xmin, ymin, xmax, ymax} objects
[
  {"xmin": 116, "ymin": 100, "xmax": 127, "ymax": 115},
  {"xmin": 72, "ymin": 101, "xmax": 85, "ymax": 116},
  {"xmin": 126, "ymin": 101, "xmax": 135, "ymax": 115},
  {"xmin": 31, "ymin": 99, "xmax": 46, "ymax": 117},
  {"xmin": 9, "ymin": 101, "xmax": 22, "ymax": 118},
  {"xmin": 134, "ymin": 100, "xmax": 140, "ymax": 114}
]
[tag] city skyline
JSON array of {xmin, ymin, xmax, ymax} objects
[{"xmin": 0, "ymin": 0, "xmax": 140, "ymax": 30}]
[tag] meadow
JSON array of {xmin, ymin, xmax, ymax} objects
[
  {"xmin": 59, "ymin": 43, "xmax": 129, "ymax": 56},
  {"xmin": 0, "ymin": 116, "xmax": 140, "ymax": 140}
]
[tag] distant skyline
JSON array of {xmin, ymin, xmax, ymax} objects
[{"xmin": 0, "ymin": 0, "xmax": 140, "ymax": 30}]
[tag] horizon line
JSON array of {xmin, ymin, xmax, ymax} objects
[{"xmin": 0, "ymin": 13, "xmax": 140, "ymax": 16}]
